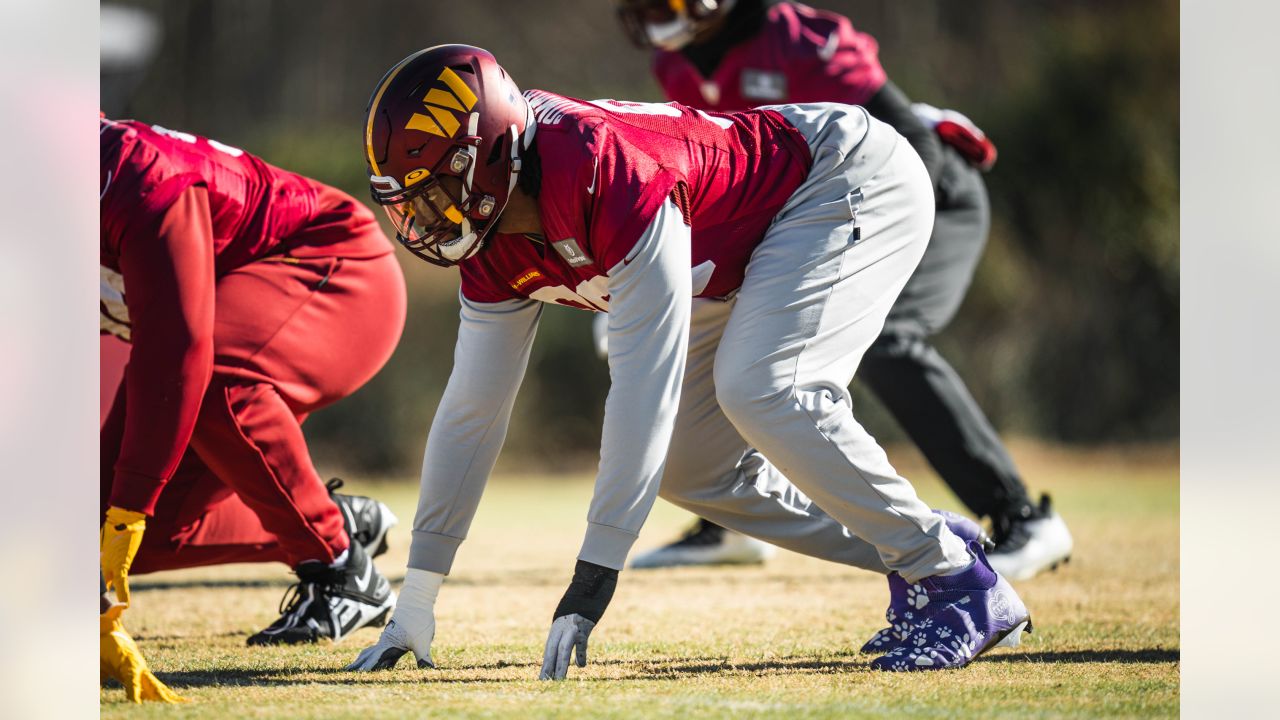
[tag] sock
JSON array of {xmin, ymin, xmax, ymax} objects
[
  {"xmin": 939, "ymin": 555, "xmax": 977, "ymax": 576},
  {"xmin": 328, "ymin": 547, "xmax": 350, "ymax": 569}
]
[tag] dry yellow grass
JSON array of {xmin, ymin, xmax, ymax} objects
[{"xmin": 103, "ymin": 442, "xmax": 1178, "ymax": 718}]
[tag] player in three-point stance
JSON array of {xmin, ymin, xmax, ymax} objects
[
  {"xmin": 99, "ymin": 116, "xmax": 404, "ymax": 699},
  {"xmin": 346, "ymin": 44, "xmax": 1032, "ymax": 677},
  {"xmin": 613, "ymin": 0, "xmax": 1073, "ymax": 580}
]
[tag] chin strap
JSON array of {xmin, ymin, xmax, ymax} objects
[
  {"xmin": 443, "ymin": 101, "xmax": 536, "ymax": 264},
  {"xmin": 508, "ymin": 100, "xmax": 536, "ymax": 194},
  {"xmin": 491, "ymin": 100, "xmax": 536, "ymax": 231}
]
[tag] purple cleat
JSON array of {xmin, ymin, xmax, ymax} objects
[
  {"xmin": 859, "ymin": 572, "xmax": 917, "ymax": 653},
  {"xmin": 869, "ymin": 542, "xmax": 1033, "ymax": 672},
  {"xmin": 934, "ymin": 510, "xmax": 992, "ymax": 549},
  {"xmin": 859, "ymin": 511, "xmax": 991, "ymax": 654}
]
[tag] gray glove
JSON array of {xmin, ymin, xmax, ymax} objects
[
  {"xmin": 345, "ymin": 619, "xmax": 435, "ymax": 671},
  {"xmin": 347, "ymin": 568, "xmax": 441, "ymax": 671},
  {"xmin": 538, "ymin": 613, "xmax": 596, "ymax": 680}
]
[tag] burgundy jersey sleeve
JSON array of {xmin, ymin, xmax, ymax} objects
[
  {"xmin": 100, "ymin": 120, "xmax": 202, "ymax": 259},
  {"xmin": 102, "ymin": 117, "xmax": 387, "ymax": 273},
  {"xmin": 592, "ymin": 138, "xmax": 680, "ymax": 272},
  {"xmin": 529, "ymin": 95, "xmax": 690, "ymax": 273},
  {"xmin": 108, "ymin": 186, "xmax": 217, "ymax": 514},
  {"xmin": 575, "ymin": 119, "xmax": 680, "ymax": 273}
]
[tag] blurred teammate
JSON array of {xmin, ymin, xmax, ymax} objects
[
  {"xmin": 346, "ymin": 44, "xmax": 1031, "ymax": 677},
  {"xmin": 613, "ymin": 0, "xmax": 1071, "ymax": 580},
  {"xmin": 99, "ymin": 116, "xmax": 405, "ymax": 666}
]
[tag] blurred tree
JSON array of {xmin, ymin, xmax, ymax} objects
[{"xmin": 967, "ymin": 1, "xmax": 1179, "ymax": 441}]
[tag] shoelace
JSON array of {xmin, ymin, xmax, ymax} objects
[
  {"xmin": 325, "ymin": 477, "xmax": 376, "ymax": 547},
  {"xmin": 275, "ymin": 577, "xmax": 343, "ymax": 617},
  {"xmin": 276, "ymin": 582, "xmax": 306, "ymax": 616},
  {"xmin": 992, "ymin": 510, "xmax": 1037, "ymax": 553}
]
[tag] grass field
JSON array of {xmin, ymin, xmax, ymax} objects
[{"xmin": 103, "ymin": 442, "xmax": 1179, "ymax": 718}]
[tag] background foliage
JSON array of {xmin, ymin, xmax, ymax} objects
[{"xmin": 105, "ymin": 0, "xmax": 1179, "ymax": 474}]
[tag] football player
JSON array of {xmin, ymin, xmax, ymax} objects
[
  {"xmin": 613, "ymin": 0, "xmax": 1072, "ymax": 580},
  {"xmin": 99, "ymin": 115, "xmax": 405, "ymax": 675},
  {"xmin": 346, "ymin": 44, "xmax": 1031, "ymax": 677}
]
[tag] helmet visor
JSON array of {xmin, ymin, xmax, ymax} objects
[
  {"xmin": 375, "ymin": 174, "xmax": 484, "ymax": 266},
  {"xmin": 395, "ymin": 181, "xmax": 463, "ymax": 241},
  {"xmin": 618, "ymin": 0, "xmax": 680, "ymax": 25}
]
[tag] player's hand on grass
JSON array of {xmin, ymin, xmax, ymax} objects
[
  {"xmin": 346, "ymin": 619, "xmax": 435, "ymax": 670},
  {"xmin": 538, "ymin": 560, "xmax": 618, "ymax": 680},
  {"xmin": 539, "ymin": 613, "xmax": 596, "ymax": 680},
  {"xmin": 100, "ymin": 606, "xmax": 187, "ymax": 704},
  {"xmin": 346, "ymin": 568, "xmax": 441, "ymax": 671},
  {"xmin": 101, "ymin": 506, "xmax": 147, "ymax": 607}
]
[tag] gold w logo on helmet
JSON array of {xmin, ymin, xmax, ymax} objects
[{"xmin": 405, "ymin": 67, "xmax": 479, "ymax": 138}]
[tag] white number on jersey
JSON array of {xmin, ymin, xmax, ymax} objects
[
  {"xmin": 150, "ymin": 124, "xmax": 245, "ymax": 157},
  {"xmin": 589, "ymin": 99, "xmax": 734, "ymax": 129},
  {"xmin": 529, "ymin": 274, "xmax": 611, "ymax": 311}
]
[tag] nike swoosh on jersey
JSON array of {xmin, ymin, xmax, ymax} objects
[
  {"xmin": 586, "ymin": 157, "xmax": 599, "ymax": 195},
  {"xmin": 818, "ymin": 31, "xmax": 839, "ymax": 61}
]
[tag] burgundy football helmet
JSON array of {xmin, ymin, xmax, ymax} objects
[
  {"xmin": 616, "ymin": 0, "xmax": 737, "ymax": 50},
  {"xmin": 363, "ymin": 44, "xmax": 533, "ymax": 266}
]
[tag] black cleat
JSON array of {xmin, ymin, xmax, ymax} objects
[
  {"xmin": 630, "ymin": 518, "xmax": 775, "ymax": 569},
  {"xmin": 326, "ymin": 478, "xmax": 398, "ymax": 559},
  {"xmin": 988, "ymin": 494, "xmax": 1074, "ymax": 581},
  {"xmin": 247, "ymin": 540, "xmax": 395, "ymax": 646}
]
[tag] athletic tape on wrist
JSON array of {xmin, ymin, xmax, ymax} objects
[{"xmin": 553, "ymin": 559, "xmax": 618, "ymax": 623}]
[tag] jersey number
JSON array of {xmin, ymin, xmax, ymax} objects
[
  {"xmin": 150, "ymin": 124, "xmax": 245, "ymax": 157},
  {"xmin": 589, "ymin": 99, "xmax": 733, "ymax": 129},
  {"xmin": 528, "ymin": 275, "xmax": 611, "ymax": 312}
]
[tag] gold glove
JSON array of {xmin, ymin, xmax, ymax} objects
[
  {"xmin": 101, "ymin": 507, "xmax": 146, "ymax": 606},
  {"xmin": 100, "ymin": 606, "xmax": 187, "ymax": 704}
]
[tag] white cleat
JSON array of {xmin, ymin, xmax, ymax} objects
[
  {"xmin": 993, "ymin": 619, "xmax": 1033, "ymax": 649},
  {"xmin": 630, "ymin": 519, "xmax": 776, "ymax": 569},
  {"xmin": 987, "ymin": 494, "xmax": 1073, "ymax": 582}
]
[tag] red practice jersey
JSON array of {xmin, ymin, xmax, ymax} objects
[
  {"xmin": 652, "ymin": 2, "xmax": 887, "ymax": 113},
  {"xmin": 100, "ymin": 118, "xmax": 388, "ymax": 276},
  {"xmin": 99, "ymin": 117, "xmax": 392, "ymax": 513},
  {"xmin": 459, "ymin": 90, "xmax": 812, "ymax": 310}
]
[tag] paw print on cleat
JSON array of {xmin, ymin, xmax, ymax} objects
[
  {"xmin": 858, "ymin": 511, "xmax": 986, "ymax": 654},
  {"xmin": 870, "ymin": 541, "xmax": 1033, "ymax": 671}
]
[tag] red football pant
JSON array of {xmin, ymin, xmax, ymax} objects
[{"xmin": 101, "ymin": 250, "xmax": 406, "ymax": 573}]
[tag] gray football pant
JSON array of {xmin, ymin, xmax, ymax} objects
[
  {"xmin": 862, "ymin": 155, "xmax": 1032, "ymax": 521},
  {"xmin": 659, "ymin": 141, "xmax": 971, "ymax": 584}
]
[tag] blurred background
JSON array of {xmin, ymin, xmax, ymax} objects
[{"xmin": 100, "ymin": 0, "xmax": 1179, "ymax": 476}]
